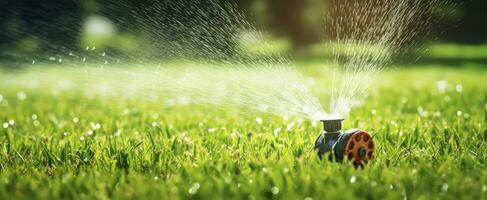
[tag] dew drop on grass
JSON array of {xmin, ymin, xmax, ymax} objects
[
  {"xmin": 371, "ymin": 181, "xmax": 377, "ymax": 187},
  {"xmin": 87, "ymin": 130, "xmax": 93, "ymax": 136},
  {"xmin": 152, "ymin": 122, "xmax": 157, "ymax": 127},
  {"xmin": 33, "ymin": 120, "xmax": 40, "ymax": 126},
  {"xmin": 255, "ymin": 117, "xmax": 263, "ymax": 124},
  {"xmin": 115, "ymin": 129, "xmax": 121, "ymax": 136},
  {"xmin": 437, "ymin": 80, "xmax": 447, "ymax": 93},
  {"xmin": 32, "ymin": 114, "xmax": 37, "ymax": 120},
  {"xmin": 350, "ymin": 176, "xmax": 356, "ymax": 184},
  {"xmin": 8, "ymin": 120, "xmax": 14, "ymax": 125},
  {"xmin": 271, "ymin": 186, "xmax": 279, "ymax": 195},
  {"xmin": 2, "ymin": 123, "xmax": 8, "ymax": 129},
  {"xmin": 482, "ymin": 185, "xmax": 486, "ymax": 192},
  {"xmin": 455, "ymin": 84, "xmax": 463, "ymax": 93},
  {"xmin": 286, "ymin": 121, "xmax": 295, "ymax": 131},
  {"xmin": 73, "ymin": 117, "xmax": 79, "ymax": 123},
  {"xmin": 80, "ymin": 136, "xmax": 85, "ymax": 141},
  {"xmin": 154, "ymin": 176, "xmax": 159, "ymax": 181},
  {"xmin": 63, "ymin": 132, "xmax": 69, "ymax": 136},
  {"xmin": 0, "ymin": 94, "xmax": 3, "ymax": 102},
  {"xmin": 441, "ymin": 183, "xmax": 448, "ymax": 192},
  {"xmin": 188, "ymin": 182, "xmax": 200, "ymax": 195},
  {"xmin": 17, "ymin": 91, "xmax": 26, "ymax": 101},
  {"xmin": 224, "ymin": 177, "xmax": 232, "ymax": 184},
  {"xmin": 456, "ymin": 111, "xmax": 462, "ymax": 117},
  {"xmin": 273, "ymin": 128, "xmax": 281, "ymax": 137},
  {"xmin": 304, "ymin": 197, "xmax": 313, "ymax": 200}
]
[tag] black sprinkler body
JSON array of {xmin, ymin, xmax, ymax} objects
[{"xmin": 314, "ymin": 119, "xmax": 375, "ymax": 167}]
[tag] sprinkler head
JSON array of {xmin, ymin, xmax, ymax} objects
[{"xmin": 314, "ymin": 118, "xmax": 375, "ymax": 167}]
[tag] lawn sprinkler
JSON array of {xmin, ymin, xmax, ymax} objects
[{"xmin": 314, "ymin": 119, "xmax": 375, "ymax": 167}]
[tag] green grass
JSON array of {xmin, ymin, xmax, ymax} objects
[{"xmin": 0, "ymin": 62, "xmax": 486, "ymax": 199}]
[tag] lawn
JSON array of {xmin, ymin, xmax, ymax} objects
[{"xmin": 0, "ymin": 60, "xmax": 486, "ymax": 199}]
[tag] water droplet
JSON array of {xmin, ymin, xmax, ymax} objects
[
  {"xmin": 456, "ymin": 111, "xmax": 462, "ymax": 117},
  {"xmin": 2, "ymin": 123, "xmax": 8, "ymax": 128},
  {"xmin": 437, "ymin": 80, "xmax": 447, "ymax": 93},
  {"xmin": 350, "ymin": 176, "xmax": 356, "ymax": 183},
  {"xmin": 188, "ymin": 182, "xmax": 200, "ymax": 195},
  {"xmin": 63, "ymin": 132, "xmax": 69, "ymax": 136},
  {"xmin": 224, "ymin": 177, "xmax": 232, "ymax": 184},
  {"xmin": 87, "ymin": 130, "xmax": 93, "ymax": 136},
  {"xmin": 455, "ymin": 84, "xmax": 463, "ymax": 93},
  {"xmin": 115, "ymin": 129, "xmax": 121, "ymax": 136},
  {"xmin": 248, "ymin": 179, "xmax": 253, "ymax": 184},
  {"xmin": 441, "ymin": 96, "xmax": 450, "ymax": 104},
  {"xmin": 304, "ymin": 197, "xmax": 313, "ymax": 200},
  {"xmin": 33, "ymin": 120, "xmax": 40, "ymax": 126},
  {"xmin": 390, "ymin": 184, "xmax": 394, "ymax": 189},
  {"xmin": 154, "ymin": 176, "xmax": 159, "ymax": 181},
  {"xmin": 0, "ymin": 94, "xmax": 3, "ymax": 102},
  {"xmin": 256, "ymin": 117, "xmax": 263, "ymax": 124},
  {"xmin": 482, "ymin": 185, "xmax": 486, "ymax": 192},
  {"xmin": 441, "ymin": 183, "xmax": 448, "ymax": 192},
  {"xmin": 80, "ymin": 136, "xmax": 85, "ymax": 141},
  {"xmin": 152, "ymin": 122, "xmax": 157, "ymax": 127},
  {"xmin": 152, "ymin": 113, "xmax": 159, "ymax": 119},
  {"xmin": 271, "ymin": 186, "xmax": 279, "ymax": 195},
  {"xmin": 371, "ymin": 181, "xmax": 377, "ymax": 187},
  {"xmin": 286, "ymin": 121, "xmax": 295, "ymax": 131},
  {"xmin": 32, "ymin": 114, "xmax": 38, "ymax": 120},
  {"xmin": 17, "ymin": 91, "xmax": 26, "ymax": 101},
  {"xmin": 8, "ymin": 120, "xmax": 14, "ymax": 125},
  {"xmin": 208, "ymin": 128, "xmax": 216, "ymax": 133},
  {"xmin": 273, "ymin": 128, "xmax": 281, "ymax": 137},
  {"xmin": 73, "ymin": 117, "xmax": 79, "ymax": 123}
]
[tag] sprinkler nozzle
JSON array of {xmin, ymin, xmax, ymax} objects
[
  {"xmin": 320, "ymin": 118, "xmax": 344, "ymax": 133},
  {"xmin": 314, "ymin": 118, "xmax": 375, "ymax": 167}
]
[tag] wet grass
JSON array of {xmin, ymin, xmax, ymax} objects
[{"xmin": 0, "ymin": 63, "xmax": 486, "ymax": 199}]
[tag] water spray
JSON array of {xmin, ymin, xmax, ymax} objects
[{"xmin": 314, "ymin": 119, "xmax": 375, "ymax": 167}]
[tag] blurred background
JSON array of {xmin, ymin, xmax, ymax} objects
[{"xmin": 0, "ymin": 0, "xmax": 485, "ymax": 66}]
